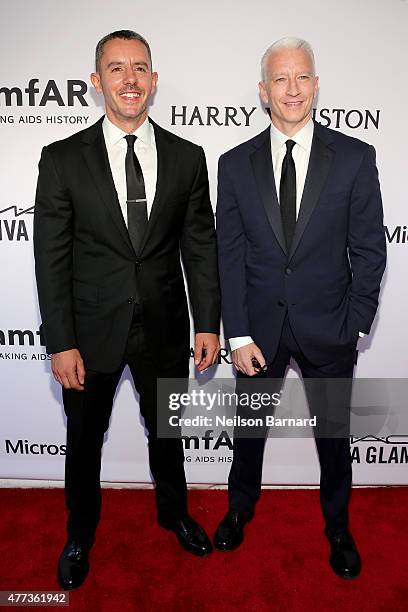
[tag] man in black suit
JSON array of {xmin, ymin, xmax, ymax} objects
[
  {"xmin": 34, "ymin": 30, "xmax": 220, "ymax": 590},
  {"xmin": 214, "ymin": 37, "xmax": 386, "ymax": 578}
]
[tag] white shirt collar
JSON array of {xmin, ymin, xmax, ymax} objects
[
  {"xmin": 270, "ymin": 118, "xmax": 314, "ymax": 154},
  {"xmin": 102, "ymin": 115, "xmax": 154, "ymax": 147}
]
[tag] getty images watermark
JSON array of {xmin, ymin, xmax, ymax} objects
[
  {"xmin": 156, "ymin": 378, "xmax": 408, "ymax": 440},
  {"xmin": 166, "ymin": 387, "xmax": 316, "ymax": 429}
]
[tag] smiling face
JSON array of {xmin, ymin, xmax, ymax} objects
[
  {"xmin": 259, "ymin": 47, "xmax": 318, "ymax": 137},
  {"xmin": 91, "ymin": 37, "xmax": 158, "ymax": 132}
]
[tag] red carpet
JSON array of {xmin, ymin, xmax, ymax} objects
[{"xmin": 0, "ymin": 488, "xmax": 407, "ymax": 611}]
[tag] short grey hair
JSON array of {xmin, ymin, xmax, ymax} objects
[
  {"xmin": 95, "ymin": 30, "xmax": 152, "ymax": 72},
  {"xmin": 261, "ymin": 37, "xmax": 315, "ymax": 82}
]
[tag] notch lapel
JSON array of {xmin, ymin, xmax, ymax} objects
[
  {"xmin": 250, "ymin": 129, "xmax": 287, "ymax": 255},
  {"xmin": 138, "ymin": 120, "xmax": 177, "ymax": 254},
  {"xmin": 288, "ymin": 125, "xmax": 335, "ymax": 261},
  {"xmin": 81, "ymin": 118, "xmax": 134, "ymax": 253}
]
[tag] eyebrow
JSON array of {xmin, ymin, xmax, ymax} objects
[
  {"xmin": 106, "ymin": 61, "xmax": 149, "ymax": 69},
  {"xmin": 271, "ymin": 71, "xmax": 313, "ymax": 78}
]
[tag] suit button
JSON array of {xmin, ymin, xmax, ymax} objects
[
  {"xmin": 278, "ymin": 299, "xmax": 286, "ymax": 307},
  {"xmin": 285, "ymin": 267, "xmax": 292, "ymax": 275},
  {"xmin": 127, "ymin": 297, "xmax": 135, "ymax": 304},
  {"xmin": 135, "ymin": 260, "xmax": 141, "ymax": 268}
]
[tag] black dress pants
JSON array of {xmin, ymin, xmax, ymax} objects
[
  {"xmin": 229, "ymin": 316, "xmax": 356, "ymax": 535},
  {"xmin": 62, "ymin": 307, "xmax": 189, "ymax": 547}
]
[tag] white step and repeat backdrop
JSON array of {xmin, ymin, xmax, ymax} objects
[{"xmin": 1, "ymin": 0, "xmax": 407, "ymax": 485}]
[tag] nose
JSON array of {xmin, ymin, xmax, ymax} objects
[
  {"xmin": 286, "ymin": 77, "xmax": 300, "ymax": 97},
  {"xmin": 123, "ymin": 66, "xmax": 139, "ymax": 85}
]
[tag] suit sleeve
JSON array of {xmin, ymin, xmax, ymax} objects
[
  {"xmin": 216, "ymin": 154, "xmax": 251, "ymax": 339},
  {"xmin": 348, "ymin": 145, "xmax": 386, "ymax": 334},
  {"xmin": 33, "ymin": 146, "xmax": 77, "ymax": 354},
  {"xmin": 180, "ymin": 146, "xmax": 220, "ymax": 334}
]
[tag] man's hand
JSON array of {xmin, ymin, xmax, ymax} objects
[
  {"xmin": 51, "ymin": 348, "xmax": 85, "ymax": 390},
  {"xmin": 232, "ymin": 342, "xmax": 266, "ymax": 376},
  {"xmin": 194, "ymin": 333, "xmax": 220, "ymax": 372}
]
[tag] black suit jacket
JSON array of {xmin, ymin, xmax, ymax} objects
[
  {"xmin": 34, "ymin": 117, "xmax": 220, "ymax": 372},
  {"xmin": 216, "ymin": 121, "xmax": 386, "ymax": 365}
]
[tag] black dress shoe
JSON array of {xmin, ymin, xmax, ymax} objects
[
  {"xmin": 325, "ymin": 529, "xmax": 362, "ymax": 579},
  {"xmin": 57, "ymin": 541, "xmax": 90, "ymax": 590},
  {"xmin": 158, "ymin": 515, "xmax": 213, "ymax": 556},
  {"xmin": 214, "ymin": 510, "xmax": 254, "ymax": 551}
]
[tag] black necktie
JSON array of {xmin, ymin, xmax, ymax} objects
[
  {"xmin": 125, "ymin": 134, "xmax": 148, "ymax": 254},
  {"xmin": 280, "ymin": 139, "xmax": 296, "ymax": 250}
]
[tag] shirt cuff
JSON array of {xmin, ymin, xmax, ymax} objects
[
  {"xmin": 358, "ymin": 332, "xmax": 366, "ymax": 338},
  {"xmin": 228, "ymin": 336, "xmax": 254, "ymax": 352}
]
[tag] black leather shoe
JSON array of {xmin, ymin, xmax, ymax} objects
[
  {"xmin": 214, "ymin": 510, "xmax": 254, "ymax": 551},
  {"xmin": 158, "ymin": 515, "xmax": 213, "ymax": 556},
  {"xmin": 325, "ymin": 529, "xmax": 362, "ymax": 579},
  {"xmin": 57, "ymin": 541, "xmax": 90, "ymax": 590}
]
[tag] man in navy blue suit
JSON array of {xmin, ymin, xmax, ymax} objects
[{"xmin": 214, "ymin": 37, "xmax": 386, "ymax": 578}]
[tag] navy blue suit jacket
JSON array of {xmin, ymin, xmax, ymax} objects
[{"xmin": 216, "ymin": 121, "xmax": 386, "ymax": 365}]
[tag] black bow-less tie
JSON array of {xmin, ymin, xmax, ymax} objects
[
  {"xmin": 124, "ymin": 134, "xmax": 148, "ymax": 254},
  {"xmin": 280, "ymin": 139, "xmax": 296, "ymax": 250}
]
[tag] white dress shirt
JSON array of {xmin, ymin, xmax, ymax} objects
[
  {"xmin": 270, "ymin": 119, "xmax": 314, "ymax": 218},
  {"xmin": 102, "ymin": 115, "xmax": 157, "ymax": 224}
]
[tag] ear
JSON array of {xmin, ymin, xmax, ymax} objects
[
  {"xmin": 258, "ymin": 80, "xmax": 269, "ymax": 105},
  {"xmin": 151, "ymin": 71, "xmax": 158, "ymax": 95},
  {"xmin": 90, "ymin": 72, "xmax": 102, "ymax": 94},
  {"xmin": 313, "ymin": 75, "xmax": 319, "ymax": 98}
]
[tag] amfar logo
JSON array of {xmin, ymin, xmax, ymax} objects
[
  {"xmin": 182, "ymin": 430, "xmax": 233, "ymax": 451},
  {"xmin": 313, "ymin": 107, "xmax": 380, "ymax": 130},
  {"xmin": 0, "ymin": 205, "xmax": 34, "ymax": 241},
  {"xmin": 350, "ymin": 435, "xmax": 408, "ymax": 464},
  {"xmin": 171, "ymin": 106, "xmax": 257, "ymax": 127},
  {"xmin": 0, "ymin": 79, "xmax": 88, "ymax": 107},
  {"xmin": 5, "ymin": 439, "xmax": 66, "ymax": 456},
  {"xmin": 385, "ymin": 225, "xmax": 407, "ymax": 244},
  {"xmin": 0, "ymin": 328, "xmax": 45, "ymax": 347}
]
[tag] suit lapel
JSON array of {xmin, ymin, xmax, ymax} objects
[
  {"xmin": 138, "ymin": 119, "xmax": 177, "ymax": 253},
  {"xmin": 81, "ymin": 118, "xmax": 134, "ymax": 252},
  {"xmin": 288, "ymin": 123, "xmax": 335, "ymax": 261},
  {"xmin": 250, "ymin": 129, "xmax": 287, "ymax": 255}
]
